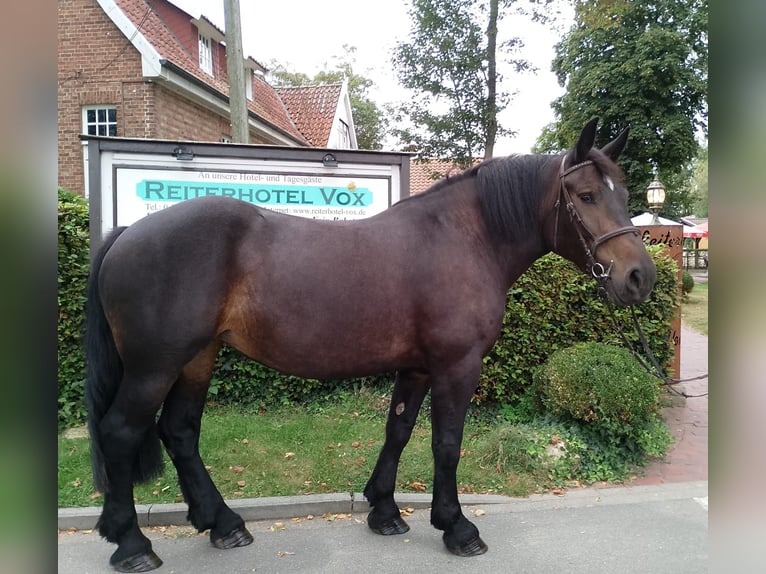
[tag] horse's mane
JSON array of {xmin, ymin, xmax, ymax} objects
[{"xmin": 405, "ymin": 150, "xmax": 623, "ymax": 245}]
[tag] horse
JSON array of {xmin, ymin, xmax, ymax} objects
[{"xmin": 84, "ymin": 118, "xmax": 656, "ymax": 572}]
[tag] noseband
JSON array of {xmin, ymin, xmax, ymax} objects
[{"xmin": 553, "ymin": 158, "xmax": 640, "ymax": 282}]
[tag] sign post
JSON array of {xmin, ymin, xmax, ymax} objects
[{"xmin": 637, "ymin": 224, "xmax": 684, "ymax": 379}]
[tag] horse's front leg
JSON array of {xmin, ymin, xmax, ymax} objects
[
  {"xmin": 364, "ymin": 370, "xmax": 430, "ymax": 535},
  {"xmin": 430, "ymin": 361, "xmax": 488, "ymax": 556}
]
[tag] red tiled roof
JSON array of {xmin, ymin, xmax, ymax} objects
[
  {"xmin": 409, "ymin": 159, "xmax": 479, "ymax": 195},
  {"xmin": 276, "ymin": 84, "xmax": 343, "ymax": 147},
  {"xmin": 113, "ymin": 0, "xmax": 309, "ymax": 144}
]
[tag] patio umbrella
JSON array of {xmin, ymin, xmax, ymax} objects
[
  {"xmin": 630, "ymin": 212, "xmax": 681, "ymax": 226},
  {"xmin": 683, "ymin": 221, "xmax": 708, "ymax": 238}
]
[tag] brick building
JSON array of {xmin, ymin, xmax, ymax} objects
[{"xmin": 58, "ymin": 0, "xmax": 357, "ymax": 194}]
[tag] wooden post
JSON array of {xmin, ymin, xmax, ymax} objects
[{"xmin": 224, "ymin": 0, "xmax": 249, "ymax": 143}]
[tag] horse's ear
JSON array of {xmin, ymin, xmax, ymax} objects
[
  {"xmin": 572, "ymin": 117, "xmax": 599, "ymax": 164},
  {"xmin": 601, "ymin": 126, "xmax": 630, "ymax": 161}
]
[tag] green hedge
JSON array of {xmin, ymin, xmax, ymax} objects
[
  {"xmin": 57, "ymin": 192, "xmax": 679, "ymax": 427},
  {"xmin": 57, "ymin": 189, "xmax": 90, "ymax": 429},
  {"xmin": 478, "ymin": 245, "xmax": 678, "ymax": 403}
]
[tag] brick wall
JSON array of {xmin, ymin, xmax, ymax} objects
[
  {"xmin": 60, "ymin": 1, "xmax": 233, "ymax": 194},
  {"xmin": 154, "ymin": 85, "xmax": 231, "ymax": 142},
  {"xmin": 58, "ymin": 0, "xmax": 148, "ymax": 193},
  {"xmin": 58, "ymin": 0, "xmax": 286, "ymax": 194}
]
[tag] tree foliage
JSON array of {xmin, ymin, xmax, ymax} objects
[
  {"xmin": 390, "ymin": 0, "xmax": 556, "ymax": 164},
  {"xmin": 536, "ymin": 0, "xmax": 707, "ymax": 216},
  {"xmin": 689, "ymin": 146, "xmax": 708, "ymax": 217},
  {"xmin": 268, "ymin": 46, "xmax": 386, "ymax": 150}
]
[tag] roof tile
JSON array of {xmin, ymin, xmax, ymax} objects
[{"xmin": 276, "ymin": 84, "xmax": 343, "ymax": 147}]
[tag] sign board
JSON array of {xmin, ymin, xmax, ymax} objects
[
  {"xmin": 638, "ymin": 224, "xmax": 683, "ymax": 379},
  {"xmin": 84, "ymin": 137, "xmax": 412, "ymax": 249}
]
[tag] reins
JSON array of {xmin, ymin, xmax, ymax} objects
[
  {"xmin": 600, "ymin": 290, "xmax": 709, "ymax": 399},
  {"xmin": 556, "ymin": 156, "xmax": 708, "ymax": 399}
]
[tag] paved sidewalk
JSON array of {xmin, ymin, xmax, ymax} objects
[{"xmin": 632, "ymin": 322, "xmax": 708, "ymax": 485}]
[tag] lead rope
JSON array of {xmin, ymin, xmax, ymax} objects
[{"xmin": 597, "ymin": 283, "xmax": 709, "ymax": 398}]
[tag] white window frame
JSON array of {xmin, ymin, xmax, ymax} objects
[
  {"xmin": 198, "ymin": 33, "xmax": 213, "ymax": 75},
  {"xmin": 245, "ymin": 68, "xmax": 253, "ymax": 101},
  {"xmin": 338, "ymin": 119, "xmax": 351, "ymax": 149},
  {"xmin": 82, "ymin": 106, "xmax": 117, "ymax": 137}
]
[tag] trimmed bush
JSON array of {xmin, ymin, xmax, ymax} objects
[
  {"xmin": 682, "ymin": 270, "xmax": 695, "ymax": 296},
  {"xmin": 531, "ymin": 341, "xmax": 672, "ymax": 481},
  {"xmin": 532, "ymin": 342, "xmax": 662, "ymax": 426},
  {"xmin": 57, "ymin": 189, "xmax": 90, "ymax": 429}
]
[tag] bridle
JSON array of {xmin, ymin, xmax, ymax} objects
[
  {"xmin": 553, "ymin": 157, "xmax": 639, "ymax": 285},
  {"xmin": 554, "ymin": 157, "xmax": 708, "ymax": 398}
]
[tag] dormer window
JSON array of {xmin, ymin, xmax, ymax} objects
[{"xmin": 198, "ymin": 33, "xmax": 212, "ymax": 75}]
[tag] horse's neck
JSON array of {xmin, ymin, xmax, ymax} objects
[
  {"xmin": 412, "ymin": 183, "xmax": 547, "ymax": 291},
  {"xmin": 494, "ymin": 239, "xmax": 548, "ymax": 290}
]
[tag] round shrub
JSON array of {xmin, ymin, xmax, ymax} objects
[
  {"xmin": 532, "ymin": 342, "xmax": 662, "ymax": 427},
  {"xmin": 682, "ymin": 270, "xmax": 695, "ymax": 295}
]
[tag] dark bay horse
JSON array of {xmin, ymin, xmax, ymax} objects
[{"xmin": 85, "ymin": 118, "xmax": 656, "ymax": 571}]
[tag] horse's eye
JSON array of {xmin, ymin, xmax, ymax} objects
[{"xmin": 579, "ymin": 193, "xmax": 594, "ymax": 203}]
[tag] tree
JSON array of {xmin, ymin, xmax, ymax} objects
[
  {"xmin": 689, "ymin": 146, "xmax": 708, "ymax": 217},
  {"xmin": 268, "ymin": 46, "xmax": 387, "ymax": 150},
  {"xmin": 536, "ymin": 0, "xmax": 707, "ymax": 216},
  {"xmin": 390, "ymin": 0, "xmax": 556, "ymax": 165}
]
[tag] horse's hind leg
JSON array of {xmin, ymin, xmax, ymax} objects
[
  {"xmin": 364, "ymin": 370, "xmax": 430, "ymax": 535},
  {"xmin": 429, "ymin": 360, "xmax": 487, "ymax": 556},
  {"xmin": 97, "ymin": 374, "xmax": 171, "ymax": 572},
  {"xmin": 157, "ymin": 342, "xmax": 253, "ymax": 550}
]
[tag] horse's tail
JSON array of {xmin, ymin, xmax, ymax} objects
[{"xmin": 84, "ymin": 227, "xmax": 163, "ymax": 493}]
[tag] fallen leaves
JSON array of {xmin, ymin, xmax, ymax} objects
[
  {"xmin": 322, "ymin": 513, "xmax": 352, "ymax": 522},
  {"xmin": 409, "ymin": 481, "xmax": 427, "ymax": 492}
]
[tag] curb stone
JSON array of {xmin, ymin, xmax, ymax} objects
[{"xmin": 57, "ymin": 492, "xmax": 512, "ymax": 531}]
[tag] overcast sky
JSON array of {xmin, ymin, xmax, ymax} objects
[{"xmin": 170, "ymin": 0, "xmax": 573, "ymax": 155}]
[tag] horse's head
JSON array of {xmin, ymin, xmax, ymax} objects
[{"xmin": 545, "ymin": 118, "xmax": 656, "ymax": 306}]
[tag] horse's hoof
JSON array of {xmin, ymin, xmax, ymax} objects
[
  {"xmin": 367, "ymin": 511, "xmax": 410, "ymax": 535},
  {"xmin": 212, "ymin": 525, "xmax": 254, "ymax": 549},
  {"xmin": 444, "ymin": 534, "xmax": 488, "ymax": 557},
  {"xmin": 111, "ymin": 551, "xmax": 163, "ymax": 572}
]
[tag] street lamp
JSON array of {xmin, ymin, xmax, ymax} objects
[{"xmin": 646, "ymin": 176, "xmax": 666, "ymax": 224}]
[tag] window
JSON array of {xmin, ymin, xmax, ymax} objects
[
  {"xmin": 245, "ymin": 69, "xmax": 253, "ymax": 101},
  {"xmin": 198, "ymin": 33, "xmax": 212, "ymax": 75},
  {"xmin": 83, "ymin": 106, "xmax": 117, "ymax": 136},
  {"xmin": 338, "ymin": 119, "xmax": 351, "ymax": 149}
]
